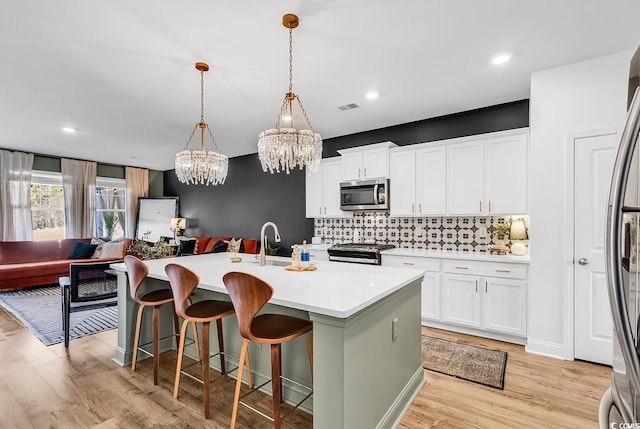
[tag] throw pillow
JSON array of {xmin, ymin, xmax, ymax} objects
[
  {"xmin": 226, "ymin": 238, "xmax": 243, "ymax": 253},
  {"xmin": 91, "ymin": 238, "xmax": 105, "ymax": 258},
  {"xmin": 101, "ymin": 241, "xmax": 126, "ymax": 259},
  {"xmin": 67, "ymin": 241, "xmax": 98, "ymax": 259},
  {"xmin": 208, "ymin": 240, "xmax": 228, "ymax": 253},
  {"xmin": 176, "ymin": 239, "xmax": 197, "ymax": 256}
]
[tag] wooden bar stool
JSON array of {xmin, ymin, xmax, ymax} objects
[
  {"xmin": 124, "ymin": 255, "xmax": 182, "ymax": 385},
  {"xmin": 222, "ymin": 271, "xmax": 313, "ymax": 429},
  {"xmin": 165, "ymin": 263, "xmax": 237, "ymax": 419}
]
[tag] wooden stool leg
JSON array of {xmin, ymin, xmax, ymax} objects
[
  {"xmin": 245, "ymin": 346, "xmax": 253, "ymax": 389},
  {"xmin": 202, "ymin": 321, "xmax": 211, "ymax": 419},
  {"xmin": 173, "ymin": 320, "xmax": 189, "ymax": 399},
  {"xmin": 216, "ymin": 318, "xmax": 226, "ymax": 375},
  {"xmin": 231, "ymin": 339, "xmax": 249, "ymax": 429},
  {"xmin": 271, "ymin": 343, "xmax": 283, "ymax": 429},
  {"xmin": 152, "ymin": 305, "xmax": 160, "ymax": 385},
  {"xmin": 172, "ymin": 305, "xmax": 180, "ymax": 347},
  {"xmin": 131, "ymin": 304, "xmax": 145, "ymax": 371},
  {"xmin": 305, "ymin": 332, "xmax": 314, "ymax": 377}
]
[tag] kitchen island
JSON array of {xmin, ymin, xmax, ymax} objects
[{"xmin": 110, "ymin": 253, "xmax": 425, "ymax": 429}]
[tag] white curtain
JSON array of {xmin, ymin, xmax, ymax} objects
[
  {"xmin": 61, "ymin": 158, "xmax": 96, "ymax": 238},
  {"xmin": 0, "ymin": 150, "xmax": 34, "ymax": 241},
  {"xmin": 125, "ymin": 167, "xmax": 149, "ymax": 238}
]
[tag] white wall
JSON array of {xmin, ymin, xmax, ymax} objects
[{"xmin": 528, "ymin": 50, "xmax": 632, "ymax": 358}]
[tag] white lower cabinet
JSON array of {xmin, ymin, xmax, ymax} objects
[
  {"xmin": 381, "ymin": 254, "xmax": 440, "ymax": 321},
  {"xmin": 382, "ymin": 253, "xmax": 528, "ymax": 343},
  {"xmin": 441, "ymin": 274, "xmax": 481, "ymax": 328}
]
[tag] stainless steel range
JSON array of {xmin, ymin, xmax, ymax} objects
[{"xmin": 327, "ymin": 243, "xmax": 395, "ymax": 265}]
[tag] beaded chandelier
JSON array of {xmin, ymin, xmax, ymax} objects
[
  {"xmin": 175, "ymin": 62, "xmax": 228, "ymax": 186},
  {"xmin": 258, "ymin": 13, "xmax": 322, "ymax": 175}
]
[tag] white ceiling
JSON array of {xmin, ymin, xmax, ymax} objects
[{"xmin": 1, "ymin": 0, "xmax": 639, "ymax": 171}]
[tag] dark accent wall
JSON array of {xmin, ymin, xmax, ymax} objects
[
  {"xmin": 164, "ymin": 99, "xmax": 529, "ymax": 255},
  {"xmin": 164, "ymin": 154, "xmax": 311, "ymax": 255}
]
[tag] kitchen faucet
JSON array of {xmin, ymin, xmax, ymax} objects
[{"xmin": 259, "ymin": 221, "xmax": 281, "ymax": 266}]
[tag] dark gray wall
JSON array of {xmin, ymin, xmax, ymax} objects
[{"xmin": 164, "ymin": 99, "xmax": 529, "ymax": 255}]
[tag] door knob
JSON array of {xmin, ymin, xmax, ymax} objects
[{"xmin": 577, "ymin": 258, "xmax": 589, "ymax": 265}]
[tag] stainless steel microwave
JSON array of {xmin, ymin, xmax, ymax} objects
[{"xmin": 340, "ymin": 178, "xmax": 389, "ymax": 211}]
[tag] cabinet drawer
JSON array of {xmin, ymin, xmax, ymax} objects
[
  {"xmin": 442, "ymin": 260, "xmax": 527, "ymax": 280},
  {"xmin": 382, "ymin": 255, "xmax": 440, "ymax": 271}
]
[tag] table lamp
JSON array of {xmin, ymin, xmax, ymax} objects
[
  {"xmin": 170, "ymin": 217, "xmax": 186, "ymax": 243},
  {"xmin": 509, "ymin": 219, "xmax": 528, "ymax": 256}
]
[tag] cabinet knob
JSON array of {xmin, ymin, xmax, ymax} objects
[
  {"xmin": 364, "ymin": 167, "xmax": 367, "ymax": 177},
  {"xmin": 495, "ymin": 269, "xmax": 511, "ymax": 273},
  {"xmin": 485, "ymin": 281, "xmax": 488, "ymax": 293},
  {"xmin": 403, "ymin": 262, "xmax": 415, "ymax": 266},
  {"xmin": 479, "ymin": 200, "xmax": 483, "ymax": 212},
  {"xmin": 358, "ymin": 168, "xmax": 361, "ymax": 177},
  {"xmin": 475, "ymin": 280, "xmax": 478, "ymax": 293},
  {"xmin": 419, "ymin": 203, "xmax": 422, "ymax": 213},
  {"xmin": 411, "ymin": 203, "xmax": 415, "ymax": 213},
  {"xmin": 488, "ymin": 201, "xmax": 492, "ymax": 212},
  {"xmin": 455, "ymin": 266, "xmax": 468, "ymax": 270}
]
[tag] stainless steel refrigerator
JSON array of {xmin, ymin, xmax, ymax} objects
[{"xmin": 602, "ymin": 46, "xmax": 640, "ymax": 427}]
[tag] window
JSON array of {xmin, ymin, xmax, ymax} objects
[
  {"xmin": 96, "ymin": 177, "xmax": 126, "ymax": 239},
  {"xmin": 31, "ymin": 171, "xmax": 65, "ymax": 240}
]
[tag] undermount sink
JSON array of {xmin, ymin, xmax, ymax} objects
[{"xmin": 246, "ymin": 258, "xmax": 290, "ymax": 267}]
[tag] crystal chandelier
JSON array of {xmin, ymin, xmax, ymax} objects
[
  {"xmin": 258, "ymin": 13, "xmax": 322, "ymax": 175},
  {"xmin": 175, "ymin": 62, "xmax": 228, "ymax": 186}
]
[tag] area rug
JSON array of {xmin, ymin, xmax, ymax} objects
[
  {"xmin": 0, "ymin": 285, "xmax": 118, "ymax": 346},
  {"xmin": 421, "ymin": 335, "xmax": 508, "ymax": 390}
]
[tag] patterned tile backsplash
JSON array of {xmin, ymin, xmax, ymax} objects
[{"xmin": 314, "ymin": 212, "xmax": 529, "ymax": 253}]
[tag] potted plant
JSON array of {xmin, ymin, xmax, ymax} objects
[
  {"xmin": 127, "ymin": 231, "xmax": 172, "ymax": 260},
  {"xmin": 487, "ymin": 221, "xmax": 511, "ymax": 254}
]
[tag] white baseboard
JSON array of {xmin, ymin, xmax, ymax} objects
[{"xmin": 525, "ymin": 338, "xmax": 566, "ymax": 360}]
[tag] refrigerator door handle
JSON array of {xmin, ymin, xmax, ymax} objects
[{"xmin": 606, "ymin": 86, "xmax": 640, "ymax": 396}]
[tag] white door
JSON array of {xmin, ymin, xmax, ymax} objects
[
  {"xmin": 483, "ymin": 277, "xmax": 526, "ymax": 336},
  {"xmin": 362, "ymin": 147, "xmax": 388, "ymax": 178},
  {"xmin": 305, "ymin": 166, "xmax": 323, "ymax": 218},
  {"xmin": 574, "ymin": 132, "xmax": 617, "ymax": 365}
]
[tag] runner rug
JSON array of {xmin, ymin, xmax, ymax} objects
[
  {"xmin": 421, "ymin": 335, "xmax": 508, "ymax": 390},
  {"xmin": 0, "ymin": 285, "xmax": 117, "ymax": 346}
]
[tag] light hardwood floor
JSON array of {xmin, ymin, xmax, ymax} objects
[{"xmin": 0, "ymin": 305, "xmax": 611, "ymax": 429}]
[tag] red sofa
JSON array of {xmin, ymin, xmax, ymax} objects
[
  {"xmin": 194, "ymin": 236, "xmax": 259, "ymax": 255},
  {"xmin": 0, "ymin": 238, "xmax": 130, "ymax": 290}
]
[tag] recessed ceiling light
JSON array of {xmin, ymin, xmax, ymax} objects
[
  {"xmin": 60, "ymin": 126, "xmax": 77, "ymax": 133},
  {"xmin": 365, "ymin": 91, "xmax": 379, "ymax": 100},
  {"xmin": 491, "ymin": 54, "xmax": 511, "ymax": 65}
]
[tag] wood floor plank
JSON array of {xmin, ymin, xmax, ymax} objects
[{"xmin": 0, "ymin": 304, "xmax": 612, "ymax": 428}]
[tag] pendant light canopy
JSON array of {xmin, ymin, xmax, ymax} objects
[{"xmin": 258, "ymin": 14, "xmax": 322, "ymax": 175}]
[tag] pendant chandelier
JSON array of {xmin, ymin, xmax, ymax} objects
[
  {"xmin": 175, "ymin": 62, "xmax": 228, "ymax": 186},
  {"xmin": 258, "ymin": 13, "xmax": 322, "ymax": 175}
]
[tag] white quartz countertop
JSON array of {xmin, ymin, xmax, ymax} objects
[
  {"xmin": 380, "ymin": 248, "xmax": 530, "ymax": 264},
  {"xmin": 111, "ymin": 253, "xmax": 425, "ymax": 319}
]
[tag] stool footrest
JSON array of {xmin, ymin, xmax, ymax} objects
[{"xmin": 237, "ymin": 376, "xmax": 313, "ymax": 424}]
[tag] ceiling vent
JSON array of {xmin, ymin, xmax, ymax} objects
[{"xmin": 338, "ymin": 103, "xmax": 359, "ymax": 111}]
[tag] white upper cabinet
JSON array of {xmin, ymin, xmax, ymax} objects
[
  {"xmin": 447, "ymin": 141, "xmax": 485, "ymax": 215},
  {"xmin": 416, "ymin": 146, "xmax": 447, "ymax": 215},
  {"xmin": 485, "ymin": 134, "xmax": 528, "ymax": 214},
  {"xmin": 305, "ymin": 157, "xmax": 347, "ymax": 218},
  {"xmin": 389, "ymin": 150, "xmax": 416, "ymax": 216},
  {"xmin": 338, "ymin": 141, "xmax": 397, "ymax": 180},
  {"xmin": 390, "ymin": 146, "xmax": 446, "ymax": 216},
  {"xmin": 446, "ymin": 130, "xmax": 529, "ymax": 215}
]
